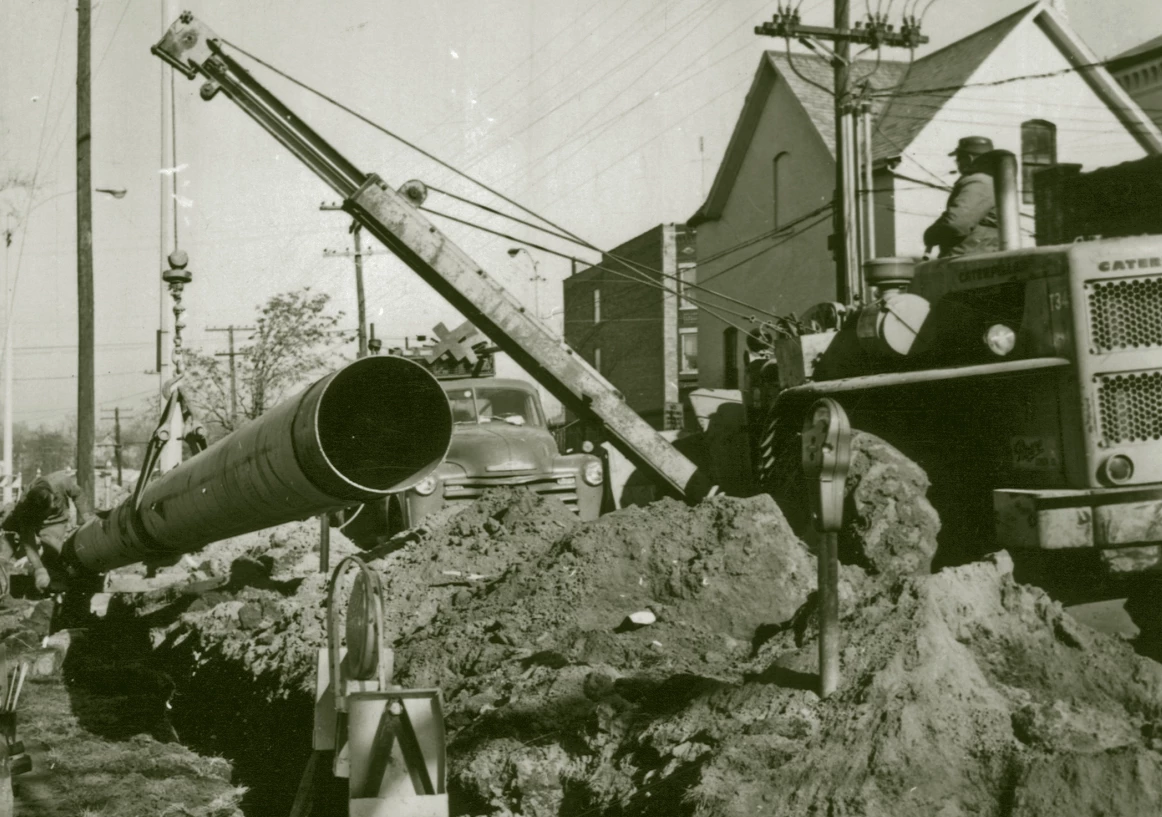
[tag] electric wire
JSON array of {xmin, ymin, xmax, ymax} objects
[
  {"xmin": 699, "ymin": 212, "xmax": 833, "ymax": 287},
  {"xmin": 2, "ymin": 5, "xmax": 71, "ymax": 375},
  {"xmin": 219, "ymin": 38, "xmax": 587, "ymax": 255},
  {"xmin": 425, "ymin": 186, "xmax": 587, "ymax": 248},
  {"xmin": 400, "ymin": 0, "xmax": 645, "ymax": 167},
  {"xmin": 452, "ymin": 0, "xmax": 720, "ymax": 180},
  {"xmin": 217, "ymin": 38, "xmax": 798, "ymax": 324}
]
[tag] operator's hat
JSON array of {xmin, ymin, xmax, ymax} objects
[{"xmin": 949, "ymin": 136, "xmax": 994, "ymax": 156}]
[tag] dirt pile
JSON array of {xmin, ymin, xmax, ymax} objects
[{"xmin": 117, "ymin": 488, "xmax": 1162, "ymax": 816}]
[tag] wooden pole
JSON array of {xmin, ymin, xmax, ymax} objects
[{"xmin": 76, "ymin": 0, "xmax": 95, "ymax": 507}]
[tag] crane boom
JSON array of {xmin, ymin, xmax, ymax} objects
[{"xmin": 152, "ymin": 13, "xmax": 710, "ymax": 501}]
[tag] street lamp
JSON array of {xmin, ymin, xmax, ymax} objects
[{"xmin": 507, "ymin": 247, "xmax": 546, "ymax": 319}]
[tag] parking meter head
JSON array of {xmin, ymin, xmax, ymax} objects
[{"xmin": 801, "ymin": 398, "xmax": 852, "ymax": 532}]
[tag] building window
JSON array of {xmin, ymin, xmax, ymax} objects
[
  {"xmin": 772, "ymin": 151, "xmax": 788, "ymax": 228},
  {"xmin": 723, "ymin": 327, "xmax": 739, "ymax": 389},
  {"xmin": 678, "ymin": 263, "xmax": 697, "ymax": 310},
  {"xmin": 679, "ymin": 330, "xmax": 697, "ymax": 375},
  {"xmin": 593, "ymin": 288, "xmax": 601, "ymax": 323},
  {"xmin": 1021, "ymin": 120, "xmax": 1056, "ymax": 205}
]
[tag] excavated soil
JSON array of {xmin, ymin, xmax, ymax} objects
[{"xmin": 72, "ymin": 483, "xmax": 1162, "ymax": 817}]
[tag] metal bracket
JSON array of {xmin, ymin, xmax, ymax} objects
[
  {"xmin": 801, "ymin": 398, "xmax": 852, "ymax": 532},
  {"xmin": 132, "ymin": 387, "xmax": 208, "ymax": 513}
]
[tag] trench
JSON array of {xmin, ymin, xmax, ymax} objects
[{"xmin": 55, "ymin": 580, "xmax": 344, "ymax": 817}]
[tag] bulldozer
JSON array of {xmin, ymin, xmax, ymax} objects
[{"xmin": 743, "ymin": 150, "xmax": 1162, "ymax": 606}]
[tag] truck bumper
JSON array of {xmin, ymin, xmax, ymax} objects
[{"xmin": 995, "ymin": 486, "xmax": 1162, "ymax": 574}]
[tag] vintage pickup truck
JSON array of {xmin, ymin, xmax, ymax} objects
[{"xmin": 339, "ymin": 374, "xmax": 604, "ymax": 547}]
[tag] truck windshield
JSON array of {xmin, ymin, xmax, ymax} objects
[{"xmin": 446, "ymin": 386, "xmax": 544, "ymax": 428}]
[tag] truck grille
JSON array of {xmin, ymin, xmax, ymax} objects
[
  {"xmin": 1096, "ymin": 371, "xmax": 1162, "ymax": 444},
  {"xmin": 1088, "ymin": 277, "xmax": 1162, "ymax": 353},
  {"xmin": 443, "ymin": 475, "xmax": 579, "ymax": 511}
]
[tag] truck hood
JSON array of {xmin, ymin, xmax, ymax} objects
[{"xmin": 445, "ymin": 424, "xmax": 557, "ymax": 475}]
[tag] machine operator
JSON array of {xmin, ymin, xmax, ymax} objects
[
  {"xmin": 923, "ymin": 135, "xmax": 1000, "ymax": 258},
  {"xmin": 1, "ymin": 470, "xmax": 95, "ymax": 592}
]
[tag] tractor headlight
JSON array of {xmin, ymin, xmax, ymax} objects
[
  {"xmin": 1100, "ymin": 454, "xmax": 1134, "ymax": 485},
  {"xmin": 984, "ymin": 324, "xmax": 1016, "ymax": 356},
  {"xmin": 582, "ymin": 460, "xmax": 604, "ymax": 486},
  {"xmin": 413, "ymin": 475, "xmax": 438, "ymax": 496}
]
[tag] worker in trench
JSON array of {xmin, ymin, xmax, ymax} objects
[
  {"xmin": 0, "ymin": 470, "xmax": 96, "ymax": 593},
  {"xmin": 923, "ymin": 135, "xmax": 1000, "ymax": 258}
]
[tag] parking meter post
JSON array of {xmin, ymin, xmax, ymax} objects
[{"xmin": 801, "ymin": 398, "xmax": 852, "ymax": 699}]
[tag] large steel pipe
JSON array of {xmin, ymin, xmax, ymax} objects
[{"xmin": 72, "ymin": 356, "xmax": 452, "ymax": 573}]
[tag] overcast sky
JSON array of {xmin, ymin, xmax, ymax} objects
[{"xmin": 1, "ymin": 0, "xmax": 1160, "ymax": 427}]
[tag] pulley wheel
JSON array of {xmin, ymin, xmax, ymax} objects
[{"xmin": 345, "ymin": 571, "xmax": 380, "ymax": 680}]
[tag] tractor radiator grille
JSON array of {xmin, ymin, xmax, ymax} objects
[
  {"xmin": 1087, "ymin": 277, "xmax": 1162, "ymax": 353},
  {"xmin": 1096, "ymin": 371, "xmax": 1162, "ymax": 444}
]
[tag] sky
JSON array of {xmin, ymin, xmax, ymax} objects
[{"xmin": 1, "ymin": 0, "xmax": 1160, "ymax": 428}]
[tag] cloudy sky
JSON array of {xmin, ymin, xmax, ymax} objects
[{"xmin": 1, "ymin": 0, "xmax": 1159, "ymax": 426}]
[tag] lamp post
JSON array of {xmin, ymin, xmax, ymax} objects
[{"xmin": 507, "ymin": 247, "xmax": 545, "ymax": 320}]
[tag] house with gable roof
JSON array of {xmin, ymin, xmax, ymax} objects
[{"xmin": 691, "ymin": 1, "xmax": 1162, "ymax": 391}]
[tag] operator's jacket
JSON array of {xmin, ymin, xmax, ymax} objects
[
  {"xmin": 922, "ymin": 170, "xmax": 999, "ymax": 258},
  {"xmin": 1, "ymin": 470, "xmax": 94, "ymax": 549}
]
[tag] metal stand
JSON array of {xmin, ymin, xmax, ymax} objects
[
  {"xmin": 802, "ymin": 398, "xmax": 852, "ymax": 698},
  {"xmin": 308, "ymin": 556, "xmax": 447, "ymax": 817}
]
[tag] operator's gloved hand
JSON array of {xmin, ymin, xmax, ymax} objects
[{"xmin": 34, "ymin": 567, "xmax": 51, "ymax": 592}]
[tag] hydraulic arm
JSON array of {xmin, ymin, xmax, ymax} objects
[{"xmin": 152, "ymin": 13, "xmax": 711, "ymax": 501}]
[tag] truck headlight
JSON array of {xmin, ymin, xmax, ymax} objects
[
  {"xmin": 984, "ymin": 324, "xmax": 1016, "ymax": 356},
  {"xmin": 413, "ymin": 475, "xmax": 438, "ymax": 496},
  {"xmin": 1100, "ymin": 454, "xmax": 1134, "ymax": 485},
  {"xmin": 582, "ymin": 461, "xmax": 604, "ymax": 486}
]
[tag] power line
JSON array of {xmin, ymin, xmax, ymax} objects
[
  {"xmin": 3, "ymin": 4, "xmax": 71, "ymax": 362},
  {"xmin": 699, "ymin": 212, "xmax": 833, "ymax": 287},
  {"xmin": 451, "ymin": 0, "xmax": 720, "ymax": 181},
  {"xmin": 217, "ymin": 37, "xmax": 793, "ymax": 325},
  {"xmin": 220, "ymin": 37, "xmax": 583, "ymax": 258},
  {"xmin": 871, "ymin": 60, "xmax": 1114, "ymax": 99},
  {"xmin": 396, "ymin": 0, "xmax": 644, "ymax": 169}
]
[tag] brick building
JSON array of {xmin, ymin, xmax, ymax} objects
[{"xmin": 563, "ymin": 224, "xmax": 697, "ymax": 433}]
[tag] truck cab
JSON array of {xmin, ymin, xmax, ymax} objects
[
  {"xmin": 337, "ymin": 364, "xmax": 605, "ymax": 548},
  {"xmin": 398, "ymin": 376, "xmax": 604, "ymax": 527}
]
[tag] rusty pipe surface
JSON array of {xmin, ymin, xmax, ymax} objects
[
  {"xmin": 990, "ymin": 149, "xmax": 1021, "ymax": 251},
  {"xmin": 72, "ymin": 356, "xmax": 452, "ymax": 573}
]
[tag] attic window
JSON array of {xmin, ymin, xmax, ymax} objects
[
  {"xmin": 772, "ymin": 152, "xmax": 789, "ymax": 227},
  {"xmin": 1021, "ymin": 120, "xmax": 1056, "ymax": 205}
]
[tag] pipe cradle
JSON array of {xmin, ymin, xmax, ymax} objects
[{"xmin": 72, "ymin": 356, "xmax": 453, "ymax": 573}]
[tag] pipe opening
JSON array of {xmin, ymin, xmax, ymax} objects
[{"xmin": 315, "ymin": 356, "xmax": 452, "ymax": 493}]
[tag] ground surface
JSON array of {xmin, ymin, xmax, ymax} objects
[{"xmin": 9, "ymin": 468, "xmax": 1162, "ymax": 816}]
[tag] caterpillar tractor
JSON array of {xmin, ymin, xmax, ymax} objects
[{"xmin": 747, "ymin": 149, "xmax": 1162, "ymax": 601}]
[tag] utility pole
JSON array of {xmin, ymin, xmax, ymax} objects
[
  {"xmin": 100, "ymin": 407, "xmax": 133, "ymax": 486},
  {"xmin": 3, "ymin": 216, "xmax": 13, "ymax": 505},
  {"xmin": 755, "ymin": 4, "xmax": 927, "ymax": 302},
  {"xmin": 207, "ymin": 325, "xmax": 255, "ymax": 428},
  {"xmin": 77, "ymin": 0, "xmax": 95, "ymax": 506},
  {"xmin": 320, "ymin": 203, "xmax": 372, "ymax": 358}
]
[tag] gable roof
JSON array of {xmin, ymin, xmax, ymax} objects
[
  {"xmin": 1108, "ymin": 33, "xmax": 1162, "ymax": 68},
  {"xmin": 693, "ymin": 1, "xmax": 1162, "ymax": 225},
  {"xmin": 873, "ymin": 3, "xmax": 1030, "ymax": 162}
]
